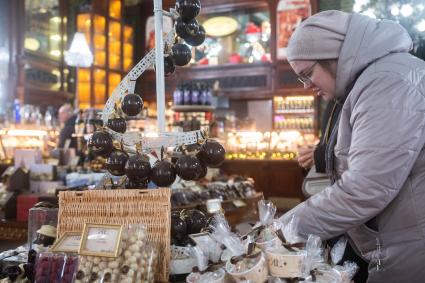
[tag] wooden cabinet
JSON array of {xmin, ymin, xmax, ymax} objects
[
  {"xmin": 7, "ymin": 0, "xmax": 73, "ymax": 108},
  {"xmin": 76, "ymin": 0, "xmax": 133, "ymax": 109},
  {"xmin": 133, "ymin": 0, "xmax": 317, "ymax": 98},
  {"xmin": 220, "ymin": 159, "xmax": 306, "ymax": 211}
]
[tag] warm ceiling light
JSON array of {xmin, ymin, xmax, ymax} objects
[
  {"xmin": 65, "ymin": 32, "xmax": 93, "ymax": 67},
  {"xmin": 203, "ymin": 16, "xmax": 238, "ymax": 37}
]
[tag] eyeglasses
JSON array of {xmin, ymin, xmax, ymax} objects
[{"xmin": 297, "ymin": 62, "xmax": 318, "ymax": 86}]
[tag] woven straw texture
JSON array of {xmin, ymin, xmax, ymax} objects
[{"xmin": 57, "ymin": 188, "xmax": 171, "ymax": 282}]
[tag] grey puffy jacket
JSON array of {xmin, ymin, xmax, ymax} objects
[{"xmin": 281, "ymin": 13, "xmax": 425, "ymax": 282}]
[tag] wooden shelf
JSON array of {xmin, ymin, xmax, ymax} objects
[
  {"xmin": 76, "ymin": 1, "xmax": 133, "ymax": 108},
  {"xmin": 171, "ymin": 105, "xmax": 216, "ymax": 113}
]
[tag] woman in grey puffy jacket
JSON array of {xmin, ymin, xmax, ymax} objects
[{"xmin": 281, "ymin": 10, "xmax": 425, "ymax": 283}]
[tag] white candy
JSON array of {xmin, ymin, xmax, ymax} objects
[
  {"xmin": 92, "ymin": 266, "xmax": 100, "ymax": 273},
  {"xmin": 130, "ymin": 263, "xmax": 138, "ymax": 270},
  {"xmin": 127, "ymin": 269, "xmax": 135, "ymax": 277},
  {"xmin": 130, "ymin": 244, "xmax": 139, "ymax": 252},
  {"xmin": 98, "ymin": 261, "xmax": 107, "ymax": 270},
  {"xmin": 129, "ymin": 256, "xmax": 137, "ymax": 264},
  {"xmin": 93, "ymin": 257, "xmax": 100, "ymax": 264},
  {"xmin": 108, "ymin": 261, "xmax": 119, "ymax": 269},
  {"xmin": 124, "ymin": 250, "xmax": 132, "ymax": 258},
  {"xmin": 129, "ymin": 236, "xmax": 137, "ymax": 243},
  {"xmin": 134, "ymin": 252, "xmax": 141, "ymax": 259}
]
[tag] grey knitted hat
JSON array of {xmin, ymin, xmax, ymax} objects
[{"xmin": 286, "ymin": 10, "xmax": 351, "ymax": 62}]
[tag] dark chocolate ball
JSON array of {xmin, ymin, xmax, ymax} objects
[
  {"xmin": 106, "ymin": 150, "xmax": 129, "ymax": 176},
  {"xmin": 121, "ymin": 93, "xmax": 143, "ymax": 117},
  {"xmin": 171, "ymin": 44, "xmax": 192, "ymax": 66},
  {"xmin": 196, "ymin": 162, "xmax": 208, "ymax": 180},
  {"xmin": 164, "ymin": 56, "xmax": 176, "ymax": 76},
  {"xmin": 88, "ymin": 131, "xmax": 113, "ymax": 157},
  {"xmin": 151, "ymin": 160, "xmax": 176, "ymax": 187},
  {"xmin": 125, "ymin": 154, "xmax": 151, "ymax": 181},
  {"xmin": 179, "ymin": 236, "xmax": 195, "ymax": 247},
  {"xmin": 186, "ymin": 143, "xmax": 201, "ymax": 152},
  {"xmin": 125, "ymin": 177, "xmax": 149, "ymax": 189},
  {"xmin": 107, "ymin": 117, "xmax": 127, "ymax": 133},
  {"xmin": 198, "ymin": 140, "xmax": 226, "ymax": 167},
  {"xmin": 171, "ymin": 214, "xmax": 187, "ymax": 240},
  {"xmin": 180, "ymin": 209, "xmax": 207, "ymax": 234},
  {"xmin": 176, "ymin": 0, "xmax": 201, "ymax": 21},
  {"xmin": 185, "ymin": 18, "xmax": 200, "ymax": 36},
  {"xmin": 171, "ymin": 210, "xmax": 181, "ymax": 218},
  {"xmin": 185, "ymin": 25, "xmax": 205, "ymax": 47},
  {"xmin": 175, "ymin": 155, "xmax": 202, "ymax": 181},
  {"xmin": 175, "ymin": 17, "xmax": 191, "ymax": 39}
]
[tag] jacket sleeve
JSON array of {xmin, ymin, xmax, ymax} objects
[{"xmin": 280, "ymin": 73, "xmax": 425, "ymax": 240}]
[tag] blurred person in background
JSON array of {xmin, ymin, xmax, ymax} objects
[{"xmin": 57, "ymin": 103, "xmax": 77, "ymax": 149}]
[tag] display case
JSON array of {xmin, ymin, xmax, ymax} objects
[
  {"xmin": 17, "ymin": 0, "xmax": 72, "ymax": 107},
  {"xmin": 76, "ymin": 0, "xmax": 133, "ymax": 109},
  {"xmin": 224, "ymin": 130, "xmax": 316, "ymax": 160},
  {"xmin": 0, "ymin": 126, "xmax": 59, "ymax": 160},
  {"xmin": 272, "ymin": 95, "xmax": 316, "ymax": 134},
  {"xmin": 194, "ymin": 8, "xmax": 271, "ymax": 66}
]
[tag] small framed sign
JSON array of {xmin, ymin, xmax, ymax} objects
[
  {"xmin": 78, "ymin": 223, "xmax": 123, "ymax": 258},
  {"xmin": 51, "ymin": 232, "xmax": 82, "ymax": 253}
]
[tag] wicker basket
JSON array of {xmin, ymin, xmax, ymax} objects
[{"xmin": 57, "ymin": 188, "xmax": 171, "ymax": 282}]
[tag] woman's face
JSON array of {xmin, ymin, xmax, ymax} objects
[{"xmin": 290, "ymin": 60, "xmax": 337, "ymax": 101}]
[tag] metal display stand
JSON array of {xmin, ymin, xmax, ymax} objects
[{"xmin": 101, "ymin": 2, "xmax": 205, "ymax": 152}]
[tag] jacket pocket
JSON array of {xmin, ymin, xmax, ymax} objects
[{"xmin": 347, "ymin": 225, "xmax": 379, "ymax": 259}]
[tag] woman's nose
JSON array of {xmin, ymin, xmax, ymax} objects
[{"xmin": 303, "ymin": 81, "xmax": 313, "ymax": 89}]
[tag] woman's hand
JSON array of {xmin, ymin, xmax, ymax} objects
[{"xmin": 297, "ymin": 145, "xmax": 315, "ymax": 169}]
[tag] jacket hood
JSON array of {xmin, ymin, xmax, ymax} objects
[{"xmin": 335, "ymin": 13, "xmax": 413, "ymax": 99}]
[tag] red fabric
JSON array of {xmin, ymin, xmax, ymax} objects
[{"xmin": 17, "ymin": 194, "xmax": 39, "ymax": 222}]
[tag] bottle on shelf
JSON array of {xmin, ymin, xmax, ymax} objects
[
  {"xmin": 183, "ymin": 83, "xmax": 191, "ymax": 105},
  {"xmin": 44, "ymin": 107, "xmax": 53, "ymax": 129},
  {"xmin": 13, "ymin": 99, "xmax": 21, "ymax": 124},
  {"xmin": 191, "ymin": 83, "xmax": 200, "ymax": 105}
]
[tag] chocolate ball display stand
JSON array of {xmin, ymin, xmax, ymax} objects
[
  {"xmin": 89, "ymin": 0, "xmax": 226, "ymax": 190},
  {"xmin": 79, "ymin": 1, "xmax": 225, "ymax": 282}
]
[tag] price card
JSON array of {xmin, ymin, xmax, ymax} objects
[
  {"xmin": 78, "ymin": 223, "xmax": 123, "ymax": 258},
  {"xmin": 206, "ymin": 199, "xmax": 222, "ymax": 214},
  {"xmin": 233, "ymin": 199, "xmax": 247, "ymax": 208},
  {"xmin": 51, "ymin": 232, "xmax": 82, "ymax": 253}
]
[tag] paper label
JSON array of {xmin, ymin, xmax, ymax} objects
[
  {"xmin": 233, "ymin": 200, "xmax": 247, "ymax": 207},
  {"xmin": 79, "ymin": 224, "xmax": 122, "ymax": 257}
]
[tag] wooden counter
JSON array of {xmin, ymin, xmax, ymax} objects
[{"xmin": 220, "ymin": 159, "xmax": 306, "ymax": 211}]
